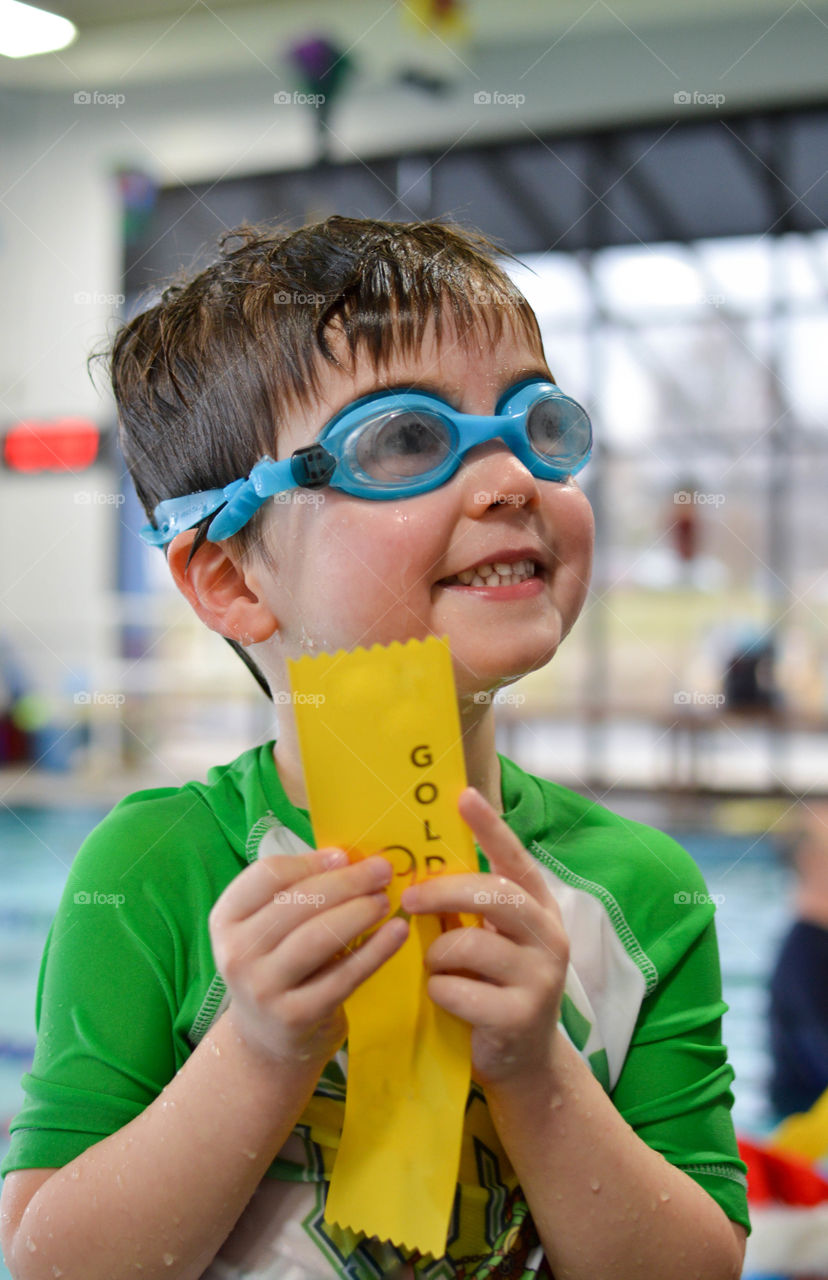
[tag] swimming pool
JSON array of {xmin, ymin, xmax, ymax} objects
[{"xmin": 0, "ymin": 804, "xmax": 793, "ymax": 1276}]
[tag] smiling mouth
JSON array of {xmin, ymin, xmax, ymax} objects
[{"xmin": 440, "ymin": 558, "xmax": 538, "ymax": 588}]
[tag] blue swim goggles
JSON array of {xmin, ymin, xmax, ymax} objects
[{"xmin": 140, "ymin": 378, "xmax": 592, "ymax": 546}]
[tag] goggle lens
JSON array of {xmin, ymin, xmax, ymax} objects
[
  {"xmin": 526, "ymin": 395, "xmax": 592, "ymax": 470},
  {"xmin": 352, "ymin": 409, "xmax": 454, "ymax": 482}
]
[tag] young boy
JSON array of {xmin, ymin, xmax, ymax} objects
[{"xmin": 0, "ymin": 217, "xmax": 749, "ymax": 1278}]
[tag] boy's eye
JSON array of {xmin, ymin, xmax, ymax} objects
[
  {"xmin": 527, "ymin": 396, "xmax": 591, "ymax": 465},
  {"xmin": 356, "ymin": 411, "xmax": 452, "ymax": 480}
]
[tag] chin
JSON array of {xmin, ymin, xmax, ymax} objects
[{"xmin": 455, "ymin": 641, "xmax": 562, "ymax": 703}]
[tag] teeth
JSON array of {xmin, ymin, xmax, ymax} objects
[{"xmin": 446, "ymin": 558, "xmax": 536, "ymax": 588}]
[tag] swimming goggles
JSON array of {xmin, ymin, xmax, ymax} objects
[{"xmin": 140, "ymin": 378, "xmax": 592, "ymax": 546}]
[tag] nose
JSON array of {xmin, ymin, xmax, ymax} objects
[{"xmin": 457, "ymin": 438, "xmax": 541, "ymax": 516}]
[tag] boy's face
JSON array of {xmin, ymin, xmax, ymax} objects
[{"xmin": 248, "ymin": 315, "xmax": 594, "ymax": 701}]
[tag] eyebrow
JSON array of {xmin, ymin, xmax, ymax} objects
[{"xmin": 352, "ymin": 365, "xmax": 554, "ymax": 410}]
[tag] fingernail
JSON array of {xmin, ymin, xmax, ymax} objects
[
  {"xmin": 357, "ymin": 856, "xmax": 389, "ymax": 885},
  {"xmin": 318, "ymin": 848, "xmax": 349, "ymax": 869}
]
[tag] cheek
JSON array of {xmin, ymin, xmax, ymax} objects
[
  {"xmin": 292, "ymin": 501, "xmax": 441, "ymax": 623},
  {"xmin": 324, "ymin": 504, "xmax": 417, "ymax": 579},
  {"xmin": 549, "ymin": 487, "xmax": 594, "ymax": 595}
]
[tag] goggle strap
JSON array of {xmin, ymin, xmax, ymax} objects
[{"xmin": 141, "ymin": 485, "xmax": 234, "ymax": 546}]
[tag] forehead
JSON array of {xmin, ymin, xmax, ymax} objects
[{"xmin": 301, "ymin": 312, "xmax": 548, "ymax": 418}]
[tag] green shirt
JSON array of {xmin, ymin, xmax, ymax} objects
[{"xmin": 1, "ymin": 743, "xmax": 749, "ymax": 1275}]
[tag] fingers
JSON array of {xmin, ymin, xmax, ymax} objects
[
  {"xmin": 209, "ymin": 850, "xmax": 411, "ymax": 1064},
  {"xmin": 211, "ymin": 852, "xmax": 392, "ymax": 947},
  {"xmin": 425, "ymin": 923, "xmax": 518, "ymax": 985},
  {"xmin": 401, "ymin": 871, "xmax": 548, "ymax": 944},
  {"xmin": 458, "ymin": 787, "xmax": 554, "ymax": 907},
  {"xmin": 280, "ymin": 916, "xmax": 409, "ymax": 1020},
  {"xmin": 426, "ymin": 973, "xmax": 530, "ymax": 1027},
  {"xmin": 269, "ymin": 890, "xmax": 395, "ymax": 988},
  {"xmin": 210, "ymin": 848, "xmax": 347, "ymax": 926},
  {"xmin": 210, "ymin": 853, "xmax": 400, "ymax": 991}
]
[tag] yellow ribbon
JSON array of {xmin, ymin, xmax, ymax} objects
[{"xmin": 287, "ymin": 635, "xmax": 478, "ymax": 1257}]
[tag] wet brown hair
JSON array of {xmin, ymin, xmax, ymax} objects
[{"xmin": 104, "ymin": 215, "xmax": 545, "ymax": 693}]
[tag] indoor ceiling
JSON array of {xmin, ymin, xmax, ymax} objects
[
  {"xmin": 4, "ymin": 0, "xmax": 828, "ymax": 90},
  {"xmin": 42, "ymin": 0, "xmax": 828, "ymax": 29}
]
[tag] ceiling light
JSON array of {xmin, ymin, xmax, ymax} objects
[{"xmin": 0, "ymin": 0, "xmax": 77, "ymax": 59}]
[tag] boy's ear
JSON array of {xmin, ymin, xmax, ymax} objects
[{"xmin": 166, "ymin": 531, "xmax": 279, "ymax": 644}]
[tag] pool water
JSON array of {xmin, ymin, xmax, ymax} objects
[
  {"xmin": 0, "ymin": 806, "xmax": 795, "ymax": 1276},
  {"xmin": 669, "ymin": 828, "xmax": 793, "ymax": 1137}
]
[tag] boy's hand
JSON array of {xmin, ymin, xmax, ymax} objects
[
  {"xmin": 400, "ymin": 787, "xmax": 569, "ymax": 1089},
  {"xmin": 209, "ymin": 849, "xmax": 408, "ymax": 1068}
]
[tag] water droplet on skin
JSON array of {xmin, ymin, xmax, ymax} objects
[
  {"xmin": 549, "ymin": 1094, "xmax": 563, "ymax": 1109},
  {"xmin": 25, "ymin": 1236, "xmax": 37, "ymax": 1252},
  {"xmin": 299, "ymin": 627, "xmax": 318, "ymax": 655},
  {"xmin": 590, "ymin": 1178, "xmax": 601, "ymax": 1192},
  {"xmin": 52, "ymin": 1268, "xmax": 64, "ymax": 1277},
  {"xmin": 210, "ymin": 1041, "xmax": 221, "ymax": 1056},
  {"xmin": 162, "ymin": 1253, "xmax": 175, "ymax": 1267},
  {"xmin": 242, "ymin": 1149, "xmax": 258, "ymax": 1160},
  {"xmin": 659, "ymin": 1190, "xmax": 671, "ymax": 1202},
  {"xmin": 69, "ymin": 1168, "xmax": 80, "ymax": 1180}
]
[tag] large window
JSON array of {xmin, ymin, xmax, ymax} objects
[{"xmin": 506, "ymin": 233, "xmax": 828, "ymax": 727}]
